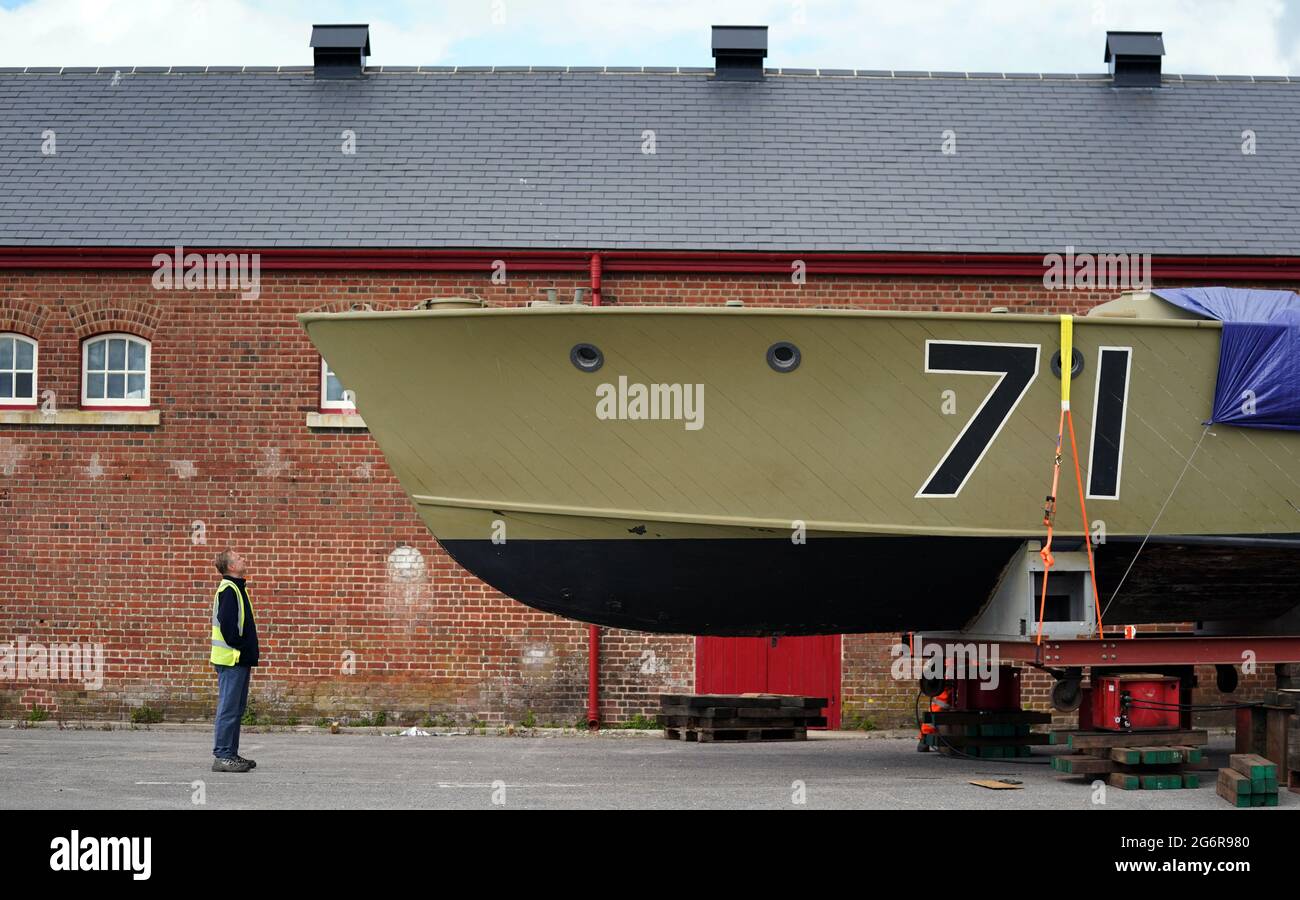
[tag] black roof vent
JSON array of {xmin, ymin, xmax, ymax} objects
[
  {"xmin": 1105, "ymin": 31, "xmax": 1164, "ymax": 87},
  {"xmin": 311, "ymin": 24, "xmax": 370, "ymax": 79},
  {"xmin": 712, "ymin": 25, "xmax": 767, "ymax": 81}
]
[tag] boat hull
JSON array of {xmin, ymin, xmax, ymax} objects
[{"xmin": 299, "ymin": 305, "xmax": 1300, "ymax": 635}]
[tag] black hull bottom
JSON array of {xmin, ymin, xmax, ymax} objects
[{"xmin": 442, "ymin": 535, "xmax": 1300, "ymax": 636}]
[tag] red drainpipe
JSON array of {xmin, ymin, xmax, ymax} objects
[{"xmin": 586, "ymin": 252, "xmax": 603, "ymax": 730}]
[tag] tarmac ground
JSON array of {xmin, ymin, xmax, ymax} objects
[{"xmin": 0, "ymin": 726, "xmax": 1291, "ymax": 810}]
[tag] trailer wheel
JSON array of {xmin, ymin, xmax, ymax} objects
[
  {"xmin": 1215, "ymin": 664, "xmax": 1239, "ymax": 694},
  {"xmin": 919, "ymin": 676, "xmax": 945, "ymax": 698},
  {"xmin": 1051, "ymin": 678, "xmax": 1083, "ymax": 711}
]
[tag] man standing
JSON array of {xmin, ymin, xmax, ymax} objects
[{"xmin": 210, "ymin": 549, "xmax": 259, "ymax": 773}]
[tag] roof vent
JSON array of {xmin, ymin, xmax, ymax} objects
[
  {"xmin": 311, "ymin": 24, "xmax": 371, "ymax": 79},
  {"xmin": 712, "ymin": 25, "xmax": 767, "ymax": 81},
  {"xmin": 1104, "ymin": 31, "xmax": 1164, "ymax": 87}
]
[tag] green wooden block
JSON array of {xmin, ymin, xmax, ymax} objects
[
  {"xmin": 1184, "ymin": 748, "xmax": 1203, "ymax": 764},
  {"xmin": 1228, "ymin": 794, "xmax": 1252, "ymax": 808},
  {"xmin": 1017, "ymin": 746, "xmax": 1031, "ymax": 757},
  {"xmin": 1112, "ymin": 774, "xmax": 1140, "ymax": 790},
  {"xmin": 1113, "ymin": 748, "xmax": 1141, "ymax": 764},
  {"xmin": 1141, "ymin": 749, "xmax": 1181, "ymax": 765},
  {"xmin": 1231, "ymin": 754, "xmax": 1277, "ymax": 780},
  {"xmin": 1141, "ymin": 774, "xmax": 1183, "ymax": 790},
  {"xmin": 1263, "ymin": 794, "xmax": 1279, "ymax": 807},
  {"xmin": 1253, "ymin": 777, "xmax": 1278, "ymax": 794},
  {"xmin": 1250, "ymin": 793, "xmax": 1267, "ymax": 807},
  {"xmin": 1181, "ymin": 773, "xmax": 1200, "ymax": 789}
]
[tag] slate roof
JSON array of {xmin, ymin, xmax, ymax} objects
[{"xmin": 1, "ymin": 66, "xmax": 1299, "ymax": 254}]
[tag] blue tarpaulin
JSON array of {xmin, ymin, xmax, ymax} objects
[{"xmin": 1153, "ymin": 287, "xmax": 1300, "ymax": 431}]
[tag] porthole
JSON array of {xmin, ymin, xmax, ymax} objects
[
  {"xmin": 1050, "ymin": 348, "xmax": 1084, "ymax": 379},
  {"xmin": 570, "ymin": 343, "xmax": 604, "ymax": 372},
  {"xmin": 766, "ymin": 341, "xmax": 801, "ymax": 373}
]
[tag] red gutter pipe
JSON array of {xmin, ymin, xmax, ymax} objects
[
  {"xmin": 587, "ymin": 625, "xmax": 600, "ymax": 730},
  {"xmin": 586, "ymin": 251, "xmax": 603, "ymax": 730},
  {"xmin": 5, "ymin": 247, "xmax": 1300, "ymax": 281}
]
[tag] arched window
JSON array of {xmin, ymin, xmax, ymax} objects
[
  {"xmin": 82, "ymin": 333, "xmax": 151, "ymax": 408},
  {"xmin": 0, "ymin": 333, "xmax": 37, "ymax": 408}
]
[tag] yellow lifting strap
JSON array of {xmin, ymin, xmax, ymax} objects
[
  {"xmin": 1059, "ymin": 314, "xmax": 1073, "ymax": 409},
  {"xmin": 1036, "ymin": 315, "xmax": 1105, "ymax": 643}
]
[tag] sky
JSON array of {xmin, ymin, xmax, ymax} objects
[{"xmin": 1, "ymin": 0, "xmax": 1299, "ymax": 75}]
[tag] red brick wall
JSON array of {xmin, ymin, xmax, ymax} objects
[{"xmin": 0, "ymin": 268, "xmax": 1287, "ymax": 726}]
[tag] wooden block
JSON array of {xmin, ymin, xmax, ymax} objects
[
  {"xmin": 1217, "ymin": 775, "xmax": 1253, "ymax": 808},
  {"xmin": 1139, "ymin": 747, "xmax": 1183, "ymax": 765},
  {"xmin": 1066, "ymin": 730, "xmax": 1208, "ymax": 750},
  {"xmin": 930, "ymin": 733, "xmax": 1049, "ymax": 747},
  {"xmin": 1182, "ymin": 773, "xmax": 1201, "ymax": 789},
  {"xmin": 1140, "ymin": 774, "xmax": 1184, "ymax": 790},
  {"xmin": 1110, "ymin": 747, "xmax": 1141, "ymax": 765},
  {"xmin": 1218, "ymin": 767, "xmax": 1250, "ymax": 797},
  {"xmin": 1173, "ymin": 745, "xmax": 1204, "ymax": 764},
  {"xmin": 1054, "ymin": 755, "xmax": 1114, "ymax": 775},
  {"xmin": 1229, "ymin": 753, "xmax": 1278, "ymax": 781},
  {"xmin": 927, "ymin": 711, "xmax": 1052, "ymax": 726},
  {"xmin": 1107, "ymin": 773, "xmax": 1140, "ymax": 791}
]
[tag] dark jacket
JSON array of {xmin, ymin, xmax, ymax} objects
[{"xmin": 215, "ymin": 577, "xmax": 259, "ymax": 667}]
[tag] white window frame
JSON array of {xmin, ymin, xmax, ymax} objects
[
  {"xmin": 320, "ymin": 358, "xmax": 355, "ymax": 412},
  {"xmin": 81, "ymin": 332, "xmax": 151, "ymax": 409},
  {"xmin": 0, "ymin": 332, "xmax": 38, "ymax": 408}
]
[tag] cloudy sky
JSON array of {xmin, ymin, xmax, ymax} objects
[{"xmin": 2, "ymin": 0, "xmax": 1299, "ymax": 74}]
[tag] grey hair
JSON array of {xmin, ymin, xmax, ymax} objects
[{"xmin": 214, "ymin": 549, "xmax": 237, "ymax": 576}]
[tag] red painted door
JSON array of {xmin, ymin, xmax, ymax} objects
[{"xmin": 695, "ymin": 635, "xmax": 841, "ymax": 729}]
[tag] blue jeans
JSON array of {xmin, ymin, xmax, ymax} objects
[{"xmin": 212, "ymin": 664, "xmax": 251, "ymax": 759}]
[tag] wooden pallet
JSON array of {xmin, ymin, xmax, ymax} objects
[
  {"xmin": 661, "ymin": 705, "xmax": 825, "ymax": 722},
  {"xmin": 660, "ymin": 693, "xmax": 826, "ymax": 710},
  {"xmin": 659, "ymin": 693, "xmax": 826, "ymax": 743},
  {"xmin": 664, "ymin": 714, "xmax": 827, "ymax": 730},
  {"xmin": 665, "ymin": 725, "xmax": 807, "ymax": 743}
]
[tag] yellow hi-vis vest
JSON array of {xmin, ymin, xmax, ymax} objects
[{"xmin": 210, "ymin": 579, "xmax": 252, "ymax": 666}]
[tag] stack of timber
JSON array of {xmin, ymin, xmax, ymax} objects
[
  {"xmin": 925, "ymin": 710, "xmax": 1052, "ymax": 758},
  {"xmin": 1049, "ymin": 729, "xmax": 1212, "ymax": 790},
  {"xmin": 1260, "ymin": 688, "xmax": 1300, "ymax": 794},
  {"xmin": 659, "ymin": 693, "xmax": 827, "ymax": 743},
  {"xmin": 1217, "ymin": 754, "xmax": 1280, "ymax": 807}
]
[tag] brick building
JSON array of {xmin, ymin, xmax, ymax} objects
[{"xmin": 3, "ymin": 25, "xmax": 1299, "ymax": 727}]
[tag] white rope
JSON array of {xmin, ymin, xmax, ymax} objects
[{"xmin": 1100, "ymin": 423, "xmax": 1213, "ymax": 621}]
